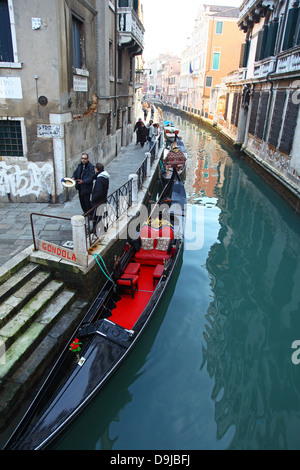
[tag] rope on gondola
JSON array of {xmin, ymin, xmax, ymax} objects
[{"xmin": 93, "ymin": 253, "xmax": 113, "ymax": 282}]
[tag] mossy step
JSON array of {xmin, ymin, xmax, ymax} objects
[
  {"xmin": 0, "ymin": 289, "xmax": 76, "ymax": 382},
  {"xmin": 0, "ymin": 298, "xmax": 88, "ymax": 422},
  {"xmin": 0, "ymin": 253, "xmax": 30, "ymax": 286},
  {"xmin": 0, "ymin": 271, "xmax": 52, "ymax": 329},
  {"xmin": 0, "ymin": 280, "xmax": 64, "ymax": 350},
  {"xmin": 0, "ymin": 264, "xmax": 40, "ymax": 303}
]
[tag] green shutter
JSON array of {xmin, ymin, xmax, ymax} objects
[
  {"xmin": 283, "ymin": 7, "xmax": 300, "ymax": 51},
  {"xmin": 212, "ymin": 52, "xmax": 220, "ymax": 70}
]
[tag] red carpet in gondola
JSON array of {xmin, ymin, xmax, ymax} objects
[{"xmin": 110, "ymin": 266, "xmax": 155, "ymax": 329}]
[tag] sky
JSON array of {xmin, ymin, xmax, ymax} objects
[{"xmin": 142, "ymin": 0, "xmax": 243, "ymax": 62}]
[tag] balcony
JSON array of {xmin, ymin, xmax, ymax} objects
[
  {"xmin": 276, "ymin": 47, "xmax": 300, "ymax": 76},
  {"xmin": 118, "ymin": 6, "xmax": 144, "ymax": 56}
]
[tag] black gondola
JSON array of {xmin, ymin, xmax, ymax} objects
[
  {"xmin": 4, "ymin": 168, "xmax": 186, "ymax": 450},
  {"xmin": 160, "ymin": 138, "xmax": 187, "ymax": 185}
]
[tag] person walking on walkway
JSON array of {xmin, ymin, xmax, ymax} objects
[
  {"xmin": 72, "ymin": 153, "xmax": 94, "ymax": 214},
  {"xmin": 148, "ymin": 121, "xmax": 155, "ymax": 151},
  {"xmin": 139, "ymin": 122, "xmax": 148, "ymax": 148},
  {"xmin": 134, "ymin": 118, "xmax": 142, "ymax": 145}
]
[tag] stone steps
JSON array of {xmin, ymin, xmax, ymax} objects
[{"xmin": 0, "ymin": 257, "xmax": 89, "ymax": 427}]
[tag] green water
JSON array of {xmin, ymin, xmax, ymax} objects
[{"xmin": 55, "ymin": 113, "xmax": 300, "ymax": 450}]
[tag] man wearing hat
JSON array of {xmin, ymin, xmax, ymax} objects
[{"xmin": 72, "ymin": 153, "xmax": 95, "ymax": 214}]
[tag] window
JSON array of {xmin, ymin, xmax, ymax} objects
[
  {"xmin": 212, "ymin": 52, "xmax": 220, "ymax": 70},
  {"xmin": 72, "ymin": 15, "xmax": 84, "ymax": 69},
  {"xmin": 0, "ymin": 120, "xmax": 23, "ymax": 157},
  {"xmin": 0, "ymin": 0, "xmax": 13, "ymax": 62},
  {"xmin": 109, "ymin": 40, "xmax": 114, "ymax": 77},
  {"xmin": 283, "ymin": 6, "xmax": 300, "ymax": 51},
  {"xmin": 205, "ymin": 76, "xmax": 212, "ymax": 87},
  {"xmin": 216, "ymin": 21, "xmax": 223, "ymax": 34},
  {"xmin": 118, "ymin": 49, "xmax": 122, "ymax": 80},
  {"xmin": 133, "ymin": 0, "xmax": 138, "ymax": 12}
]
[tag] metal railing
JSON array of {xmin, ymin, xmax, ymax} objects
[
  {"xmin": 84, "ymin": 178, "xmax": 133, "ymax": 248},
  {"xmin": 136, "ymin": 156, "xmax": 148, "ymax": 191}
]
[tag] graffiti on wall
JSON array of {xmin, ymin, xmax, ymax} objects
[{"xmin": 0, "ymin": 161, "xmax": 54, "ymax": 199}]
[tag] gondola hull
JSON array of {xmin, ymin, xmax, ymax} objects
[{"xmin": 4, "ymin": 169, "xmax": 186, "ymax": 450}]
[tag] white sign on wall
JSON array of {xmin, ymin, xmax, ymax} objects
[
  {"xmin": 37, "ymin": 124, "xmax": 63, "ymax": 139},
  {"xmin": 0, "ymin": 77, "xmax": 23, "ymax": 99},
  {"xmin": 73, "ymin": 75, "xmax": 88, "ymax": 92},
  {"xmin": 32, "ymin": 18, "xmax": 42, "ymax": 29}
]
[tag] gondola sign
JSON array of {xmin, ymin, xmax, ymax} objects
[{"xmin": 36, "ymin": 239, "xmax": 88, "ymax": 267}]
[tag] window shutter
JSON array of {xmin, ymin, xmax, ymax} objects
[
  {"xmin": 265, "ymin": 20, "xmax": 279, "ymax": 57},
  {"xmin": 279, "ymin": 92, "xmax": 300, "ymax": 155},
  {"xmin": 249, "ymin": 92, "xmax": 259, "ymax": 135},
  {"xmin": 256, "ymin": 92, "xmax": 269, "ymax": 140},
  {"xmin": 260, "ymin": 25, "xmax": 269, "ymax": 60},
  {"xmin": 255, "ymin": 30, "xmax": 263, "ymax": 61},
  {"xmin": 268, "ymin": 91, "xmax": 286, "ymax": 148}
]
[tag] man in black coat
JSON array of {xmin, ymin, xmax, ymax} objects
[
  {"xmin": 72, "ymin": 153, "xmax": 95, "ymax": 214},
  {"xmin": 92, "ymin": 163, "xmax": 110, "ymax": 234}
]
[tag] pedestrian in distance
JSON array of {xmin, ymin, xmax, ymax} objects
[
  {"xmin": 151, "ymin": 105, "xmax": 155, "ymax": 120},
  {"xmin": 72, "ymin": 153, "xmax": 94, "ymax": 214}
]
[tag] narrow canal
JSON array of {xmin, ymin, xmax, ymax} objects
[{"xmin": 54, "ymin": 112, "xmax": 300, "ymax": 450}]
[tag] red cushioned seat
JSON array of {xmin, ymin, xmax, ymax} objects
[
  {"xmin": 153, "ymin": 264, "xmax": 165, "ymax": 286},
  {"xmin": 134, "ymin": 249, "xmax": 170, "ymax": 266},
  {"xmin": 124, "ymin": 263, "xmax": 140, "ymax": 275},
  {"xmin": 117, "ymin": 274, "xmax": 139, "ymax": 298}
]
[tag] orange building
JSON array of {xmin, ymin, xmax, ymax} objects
[{"xmin": 180, "ymin": 5, "xmax": 244, "ymax": 118}]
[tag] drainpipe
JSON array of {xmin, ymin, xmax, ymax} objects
[{"xmin": 114, "ymin": 0, "xmax": 118, "ymax": 117}]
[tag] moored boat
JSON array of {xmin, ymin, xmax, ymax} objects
[
  {"xmin": 160, "ymin": 139, "xmax": 187, "ymax": 184},
  {"xmin": 4, "ymin": 169, "xmax": 186, "ymax": 450},
  {"xmin": 163, "ymin": 120, "xmax": 179, "ymax": 142}
]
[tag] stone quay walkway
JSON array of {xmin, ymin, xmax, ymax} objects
[{"xmin": 0, "ymin": 134, "xmax": 154, "ymax": 267}]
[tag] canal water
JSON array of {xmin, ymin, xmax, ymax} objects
[{"xmin": 54, "ymin": 112, "xmax": 300, "ymax": 450}]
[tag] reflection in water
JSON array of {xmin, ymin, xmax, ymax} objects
[
  {"xmin": 168, "ymin": 112, "xmax": 300, "ymax": 449},
  {"xmin": 201, "ymin": 147, "xmax": 300, "ymax": 449}
]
